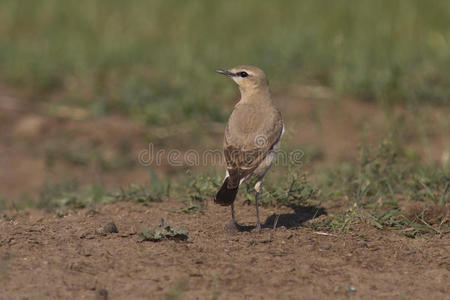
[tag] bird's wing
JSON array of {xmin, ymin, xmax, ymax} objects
[{"xmin": 223, "ymin": 103, "xmax": 283, "ymax": 188}]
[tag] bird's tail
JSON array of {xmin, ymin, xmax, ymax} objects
[{"xmin": 214, "ymin": 177, "xmax": 238, "ymax": 206}]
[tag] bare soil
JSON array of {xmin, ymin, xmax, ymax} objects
[
  {"xmin": 1, "ymin": 201, "xmax": 449, "ymax": 299},
  {"xmin": 1, "ymin": 84, "xmax": 449, "ymax": 299}
]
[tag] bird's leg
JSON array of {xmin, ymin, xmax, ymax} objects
[
  {"xmin": 254, "ymin": 181, "xmax": 262, "ymax": 232},
  {"xmin": 231, "ymin": 202, "xmax": 237, "ymax": 225},
  {"xmin": 225, "ymin": 203, "xmax": 239, "ymax": 234}
]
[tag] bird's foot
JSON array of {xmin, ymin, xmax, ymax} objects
[{"xmin": 225, "ymin": 220, "xmax": 240, "ymax": 234}]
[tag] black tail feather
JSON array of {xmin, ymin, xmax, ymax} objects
[{"xmin": 214, "ymin": 177, "xmax": 238, "ymax": 206}]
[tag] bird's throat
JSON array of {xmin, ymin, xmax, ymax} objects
[{"xmin": 238, "ymin": 85, "xmax": 272, "ymax": 103}]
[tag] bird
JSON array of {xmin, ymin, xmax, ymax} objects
[{"xmin": 214, "ymin": 65, "xmax": 284, "ymax": 232}]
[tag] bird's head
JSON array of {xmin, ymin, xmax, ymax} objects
[{"xmin": 215, "ymin": 65, "xmax": 269, "ymax": 96}]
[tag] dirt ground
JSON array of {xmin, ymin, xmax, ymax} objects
[
  {"xmin": 1, "ymin": 200, "xmax": 449, "ymax": 300},
  {"xmin": 1, "ymin": 83, "xmax": 449, "ymax": 299}
]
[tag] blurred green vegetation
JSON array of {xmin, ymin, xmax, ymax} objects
[{"xmin": 0, "ymin": 0, "xmax": 449, "ymax": 125}]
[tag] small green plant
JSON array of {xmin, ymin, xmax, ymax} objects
[
  {"xmin": 310, "ymin": 204, "xmax": 360, "ymax": 234},
  {"xmin": 138, "ymin": 219, "xmax": 189, "ymax": 242},
  {"xmin": 182, "ymin": 173, "xmax": 221, "ymax": 212}
]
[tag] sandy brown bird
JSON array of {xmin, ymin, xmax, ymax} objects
[{"xmin": 214, "ymin": 65, "xmax": 284, "ymax": 232}]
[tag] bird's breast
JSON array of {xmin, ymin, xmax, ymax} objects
[{"xmin": 225, "ymin": 103, "xmax": 280, "ymax": 149}]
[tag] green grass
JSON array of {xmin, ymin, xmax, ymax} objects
[
  {"xmin": 176, "ymin": 137, "xmax": 449, "ymax": 236},
  {"xmin": 37, "ymin": 181, "xmax": 115, "ymax": 210},
  {"xmin": 0, "ymin": 0, "xmax": 449, "ymax": 125},
  {"xmin": 317, "ymin": 138, "xmax": 449, "ymax": 206},
  {"xmin": 2, "ymin": 138, "xmax": 448, "ymax": 237},
  {"xmin": 116, "ymin": 170, "xmax": 171, "ymax": 204},
  {"xmin": 312, "ymin": 138, "xmax": 449, "ymax": 235}
]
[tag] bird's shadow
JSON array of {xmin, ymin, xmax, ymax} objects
[
  {"xmin": 232, "ymin": 204, "xmax": 327, "ymax": 232},
  {"xmin": 264, "ymin": 204, "xmax": 327, "ymax": 229}
]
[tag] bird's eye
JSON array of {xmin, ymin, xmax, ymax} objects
[{"xmin": 238, "ymin": 71, "xmax": 248, "ymax": 78}]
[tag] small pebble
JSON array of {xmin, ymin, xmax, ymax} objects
[
  {"xmin": 96, "ymin": 288, "xmax": 108, "ymax": 300},
  {"xmin": 104, "ymin": 222, "xmax": 119, "ymax": 233}
]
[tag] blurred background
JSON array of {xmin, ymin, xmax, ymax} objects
[{"xmin": 0, "ymin": 0, "xmax": 449, "ymax": 212}]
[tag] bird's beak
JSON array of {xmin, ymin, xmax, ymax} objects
[{"xmin": 215, "ymin": 69, "xmax": 234, "ymax": 77}]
